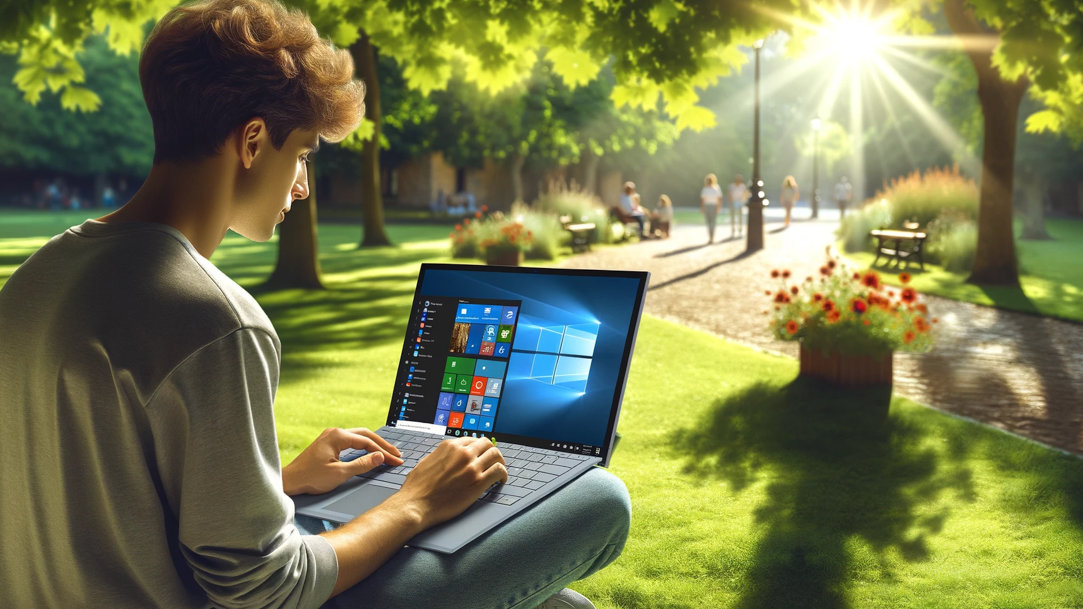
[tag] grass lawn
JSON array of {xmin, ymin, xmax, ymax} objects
[
  {"xmin": 5, "ymin": 209, "xmax": 1083, "ymax": 608},
  {"xmin": 844, "ymin": 217, "xmax": 1083, "ymax": 324}
]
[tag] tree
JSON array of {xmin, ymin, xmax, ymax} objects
[{"xmin": 936, "ymin": 0, "xmax": 1082, "ymax": 286}]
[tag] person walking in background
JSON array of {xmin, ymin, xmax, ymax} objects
[
  {"xmin": 700, "ymin": 174, "xmax": 722, "ymax": 243},
  {"xmin": 727, "ymin": 174, "xmax": 750, "ymax": 238},
  {"xmin": 654, "ymin": 194, "xmax": 674, "ymax": 238},
  {"xmin": 835, "ymin": 176, "xmax": 853, "ymax": 218},
  {"xmin": 779, "ymin": 175, "xmax": 798, "ymax": 228}
]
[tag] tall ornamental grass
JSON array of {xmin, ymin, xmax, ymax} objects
[
  {"xmin": 839, "ymin": 167, "xmax": 981, "ymax": 271},
  {"xmin": 534, "ymin": 180, "xmax": 614, "ymax": 245}
]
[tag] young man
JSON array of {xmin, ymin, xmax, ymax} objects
[{"xmin": 0, "ymin": 1, "xmax": 630, "ymax": 607}]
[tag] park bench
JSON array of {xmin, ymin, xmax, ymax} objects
[
  {"xmin": 560, "ymin": 215, "xmax": 596, "ymax": 253},
  {"xmin": 869, "ymin": 222, "xmax": 927, "ymax": 270}
]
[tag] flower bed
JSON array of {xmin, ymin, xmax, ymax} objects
[{"xmin": 767, "ymin": 250, "xmax": 936, "ymax": 357}]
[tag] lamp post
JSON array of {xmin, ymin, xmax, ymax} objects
[
  {"xmin": 746, "ymin": 39, "xmax": 767, "ymax": 252},
  {"xmin": 811, "ymin": 116, "xmax": 821, "ymax": 219}
]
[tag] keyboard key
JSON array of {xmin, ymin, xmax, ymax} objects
[
  {"xmin": 539, "ymin": 464, "xmax": 570, "ymax": 475},
  {"xmin": 533, "ymin": 472, "xmax": 556, "ymax": 483}
]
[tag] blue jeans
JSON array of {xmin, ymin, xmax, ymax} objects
[{"xmin": 297, "ymin": 468, "xmax": 631, "ymax": 609}]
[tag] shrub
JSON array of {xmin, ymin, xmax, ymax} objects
[
  {"xmin": 838, "ymin": 198, "xmax": 892, "ymax": 253},
  {"xmin": 926, "ymin": 213, "xmax": 977, "ymax": 272},
  {"xmin": 535, "ymin": 180, "xmax": 614, "ymax": 245},
  {"xmin": 449, "ymin": 218, "xmax": 481, "ymax": 258},
  {"xmin": 511, "ymin": 202, "xmax": 562, "ymax": 260}
]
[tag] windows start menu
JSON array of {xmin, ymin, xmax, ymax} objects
[{"xmin": 388, "ymin": 296, "xmax": 520, "ymax": 438}]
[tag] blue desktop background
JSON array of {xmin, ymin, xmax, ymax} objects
[{"xmin": 419, "ymin": 267, "xmax": 644, "ymax": 447}]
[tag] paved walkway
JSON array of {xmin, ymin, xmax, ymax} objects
[{"xmin": 561, "ymin": 210, "xmax": 1083, "ymax": 455}]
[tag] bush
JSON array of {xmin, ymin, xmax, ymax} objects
[
  {"xmin": 511, "ymin": 202, "xmax": 563, "ymax": 260},
  {"xmin": 534, "ymin": 180, "xmax": 614, "ymax": 245},
  {"xmin": 838, "ymin": 198, "xmax": 892, "ymax": 253},
  {"xmin": 926, "ymin": 212, "xmax": 977, "ymax": 272}
]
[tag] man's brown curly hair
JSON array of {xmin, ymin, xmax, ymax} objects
[{"xmin": 140, "ymin": 0, "xmax": 364, "ymax": 163}]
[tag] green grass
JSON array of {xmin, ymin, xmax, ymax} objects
[
  {"xmin": 5, "ymin": 209, "xmax": 1083, "ymax": 608},
  {"xmin": 844, "ymin": 218, "xmax": 1083, "ymax": 324}
]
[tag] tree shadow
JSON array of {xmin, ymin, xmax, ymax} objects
[
  {"xmin": 672, "ymin": 378, "xmax": 975, "ymax": 609},
  {"xmin": 654, "ymin": 243, "xmax": 712, "ymax": 258},
  {"xmin": 647, "ymin": 249, "xmax": 758, "ymax": 291}
]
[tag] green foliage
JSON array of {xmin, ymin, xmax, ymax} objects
[
  {"xmin": 533, "ymin": 181, "xmax": 613, "ymax": 245},
  {"xmin": 838, "ymin": 198, "xmax": 892, "ymax": 253},
  {"xmin": 0, "ymin": 36, "xmax": 153, "ymax": 175},
  {"xmin": 925, "ymin": 213, "xmax": 977, "ymax": 272}
]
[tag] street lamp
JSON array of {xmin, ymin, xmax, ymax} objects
[
  {"xmin": 746, "ymin": 38, "xmax": 768, "ymax": 252},
  {"xmin": 811, "ymin": 116, "xmax": 821, "ymax": 219}
]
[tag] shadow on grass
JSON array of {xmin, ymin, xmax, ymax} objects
[{"xmin": 673, "ymin": 378, "xmax": 975, "ymax": 609}]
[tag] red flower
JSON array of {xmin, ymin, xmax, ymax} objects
[
  {"xmin": 827, "ymin": 310, "xmax": 841, "ymax": 323},
  {"xmin": 771, "ymin": 269, "xmax": 780, "ymax": 278},
  {"xmin": 820, "ymin": 266, "xmax": 831, "ymax": 276},
  {"xmin": 774, "ymin": 290, "xmax": 790, "ymax": 304},
  {"xmin": 914, "ymin": 317, "xmax": 930, "ymax": 333},
  {"xmin": 899, "ymin": 272, "xmax": 911, "ymax": 284},
  {"xmin": 812, "ymin": 292, "xmax": 824, "ymax": 302},
  {"xmin": 900, "ymin": 287, "xmax": 917, "ymax": 304},
  {"xmin": 863, "ymin": 318, "xmax": 871, "ymax": 326},
  {"xmin": 790, "ymin": 286, "xmax": 799, "ymax": 295},
  {"xmin": 822, "ymin": 300, "xmax": 835, "ymax": 312},
  {"xmin": 782, "ymin": 270, "xmax": 791, "ymax": 279},
  {"xmin": 785, "ymin": 320, "xmax": 800, "ymax": 335},
  {"xmin": 481, "ymin": 205, "xmax": 489, "ymax": 212},
  {"xmin": 903, "ymin": 330, "xmax": 916, "ymax": 344},
  {"xmin": 464, "ymin": 218, "xmax": 471, "ymax": 226},
  {"xmin": 454, "ymin": 224, "xmax": 462, "ymax": 231},
  {"xmin": 827, "ymin": 260, "xmax": 837, "ymax": 269},
  {"xmin": 850, "ymin": 298, "xmax": 868, "ymax": 314},
  {"xmin": 861, "ymin": 271, "xmax": 881, "ymax": 289},
  {"xmin": 475, "ymin": 211, "xmax": 483, "ymax": 219},
  {"xmin": 916, "ymin": 303, "xmax": 928, "ymax": 314}
]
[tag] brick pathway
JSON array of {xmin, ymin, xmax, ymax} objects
[{"xmin": 560, "ymin": 210, "xmax": 1083, "ymax": 455}]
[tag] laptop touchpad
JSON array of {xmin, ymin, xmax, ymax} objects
[{"xmin": 323, "ymin": 484, "xmax": 397, "ymax": 518}]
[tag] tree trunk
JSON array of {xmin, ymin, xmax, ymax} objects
[
  {"xmin": 1019, "ymin": 174, "xmax": 1051, "ymax": 240},
  {"xmin": 578, "ymin": 147, "xmax": 600, "ymax": 196},
  {"xmin": 268, "ymin": 159, "xmax": 323, "ymax": 289},
  {"xmin": 351, "ymin": 32, "xmax": 392, "ymax": 247},
  {"xmin": 944, "ymin": 0, "xmax": 1027, "ymax": 287},
  {"xmin": 510, "ymin": 151, "xmax": 525, "ymax": 205}
]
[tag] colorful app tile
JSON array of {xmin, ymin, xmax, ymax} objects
[
  {"xmin": 484, "ymin": 378, "xmax": 503, "ymax": 397},
  {"xmin": 496, "ymin": 325, "xmax": 514, "ymax": 343},
  {"xmin": 465, "ymin": 323, "xmax": 485, "ymax": 355},
  {"xmin": 475, "ymin": 360, "xmax": 507, "ymax": 378},
  {"xmin": 470, "ymin": 376, "xmax": 488, "ymax": 395},
  {"xmin": 437, "ymin": 392, "xmax": 454, "ymax": 410},
  {"xmin": 454, "ymin": 373, "xmax": 472, "ymax": 394},
  {"xmin": 455, "ymin": 304, "xmax": 485, "ymax": 323},
  {"xmin": 448, "ymin": 412, "xmax": 464, "ymax": 429},
  {"xmin": 445, "ymin": 356, "xmax": 476, "ymax": 375},
  {"xmin": 500, "ymin": 306, "xmax": 518, "ymax": 325},
  {"xmin": 441, "ymin": 373, "xmax": 456, "ymax": 392},
  {"xmin": 466, "ymin": 395, "xmax": 484, "ymax": 414},
  {"xmin": 479, "ymin": 342, "xmax": 496, "ymax": 356},
  {"xmin": 481, "ymin": 398, "xmax": 497, "ymax": 416},
  {"xmin": 434, "ymin": 410, "xmax": 450, "ymax": 426},
  {"xmin": 451, "ymin": 395, "xmax": 467, "ymax": 412},
  {"xmin": 483, "ymin": 324, "xmax": 498, "ymax": 342},
  {"xmin": 480, "ymin": 305, "xmax": 502, "ymax": 323},
  {"xmin": 493, "ymin": 342, "xmax": 511, "ymax": 359},
  {"xmin": 479, "ymin": 416, "xmax": 495, "ymax": 433},
  {"xmin": 462, "ymin": 414, "xmax": 480, "ymax": 431}
]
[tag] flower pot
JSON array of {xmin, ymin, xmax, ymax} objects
[
  {"xmin": 485, "ymin": 248, "xmax": 523, "ymax": 266},
  {"xmin": 799, "ymin": 344, "xmax": 893, "ymax": 387}
]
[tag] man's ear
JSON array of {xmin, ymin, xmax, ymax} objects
[{"xmin": 238, "ymin": 118, "xmax": 268, "ymax": 169}]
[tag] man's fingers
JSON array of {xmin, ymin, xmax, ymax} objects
[
  {"xmin": 339, "ymin": 429, "xmax": 403, "ymax": 465},
  {"xmin": 346, "ymin": 427, "xmax": 402, "ymax": 458},
  {"xmin": 340, "ymin": 450, "xmax": 384, "ymax": 476}
]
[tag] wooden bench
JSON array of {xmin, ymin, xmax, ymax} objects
[
  {"xmin": 870, "ymin": 225, "xmax": 927, "ymax": 270},
  {"xmin": 560, "ymin": 215, "xmax": 596, "ymax": 253}
]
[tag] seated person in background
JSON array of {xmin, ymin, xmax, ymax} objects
[
  {"xmin": 653, "ymin": 194, "xmax": 673, "ymax": 238},
  {"xmin": 615, "ymin": 180, "xmax": 646, "ymax": 237}
]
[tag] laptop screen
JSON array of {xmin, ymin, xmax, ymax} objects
[{"xmin": 386, "ymin": 263, "xmax": 648, "ymax": 461}]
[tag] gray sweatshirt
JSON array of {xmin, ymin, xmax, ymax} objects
[{"xmin": 0, "ymin": 221, "xmax": 337, "ymax": 608}]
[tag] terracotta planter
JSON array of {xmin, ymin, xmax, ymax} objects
[
  {"xmin": 799, "ymin": 344, "xmax": 893, "ymax": 387},
  {"xmin": 485, "ymin": 248, "xmax": 523, "ymax": 266}
]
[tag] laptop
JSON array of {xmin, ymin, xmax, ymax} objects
[{"xmin": 293, "ymin": 262, "xmax": 649, "ymax": 553}]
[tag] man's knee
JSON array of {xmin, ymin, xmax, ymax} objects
[{"xmin": 578, "ymin": 469, "xmax": 632, "ymax": 540}]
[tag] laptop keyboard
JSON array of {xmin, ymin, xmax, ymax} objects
[{"xmin": 341, "ymin": 427, "xmax": 594, "ymax": 506}]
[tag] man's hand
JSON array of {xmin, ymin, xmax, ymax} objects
[
  {"xmin": 282, "ymin": 427, "xmax": 403, "ymax": 496},
  {"xmin": 395, "ymin": 436, "xmax": 508, "ymax": 529}
]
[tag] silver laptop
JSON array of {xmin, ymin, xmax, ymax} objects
[{"xmin": 293, "ymin": 263, "xmax": 649, "ymax": 553}]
